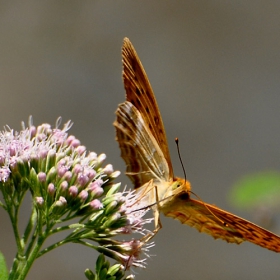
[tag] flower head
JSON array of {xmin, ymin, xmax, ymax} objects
[
  {"xmin": 0, "ymin": 118, "xmax": 121, "ymax": 219},
  {"xmin": 0, "ymin": 117, "xmax": 153, "ymax": 273}
]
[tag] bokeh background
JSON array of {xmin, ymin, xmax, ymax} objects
[{"xmin": 1, "ymin": 1, "xmax": 280, "ymax": 279}]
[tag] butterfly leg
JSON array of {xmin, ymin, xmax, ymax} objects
[
  {"xmin": 141, "ymin": 184, "xmax": 162, "ymax": 243},
  {"xmin": 153, "ymin": 183, "xmax": 163, "ymax": 232}
]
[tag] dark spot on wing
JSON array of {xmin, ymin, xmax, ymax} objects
[
  {"xmin": 136, "ymin": 87, "xmax": 141, "ymax": 96},
  {"xmin": 121, "ymin": 120, "xmax": 127, "ymax": 129},
  {"xmin": 146, "ymin": 106, "xmax": 150, "ymax": 113},
  {"xmin": 154, "ymin": 116, "xmax": 159, "ymax": 125},
  {"xmin": 233, "ymin": 231, "xmax": 244, "ymax": 238},
  {"xmin": 132, "ymin": 61, "xmax": 136, "ymax": 71}
]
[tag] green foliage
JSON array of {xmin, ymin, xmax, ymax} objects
[
  {"xmin": 85, "ymin": 254, "xmax": 132, "ymax": 280},
  {"xmin": 230, "ymin": 171, "xmax": 280, "ymax": 209},
  {"xmin": 0, "ymin": 251, "xmax": 8, "ymax": 280}
]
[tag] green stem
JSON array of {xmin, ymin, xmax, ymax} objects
[
  {"xmin": 52, "ymin": 223, "xmax": 84, "ymax": 232},
  {"xmin": 37, "ymin": 239, "xmax": 69, "ymax": 258},
  {"xmin": 37, "ymin": 224, "xmax": 84, "ymax": 258},
  {"xmin": 16, "ymin": 234, "xmax": 46, "ymax": 280},
  {"xmin": 15, "ymin": 210, "xmax": 46, "ymax": 280},
  {"xmin": 8, "ymin": 207, "xmax": 28, "ymax": 279},
  {"xmin": 24, "ymin": 224, "xmax": 39, "ymax": 259},
  {"xmin": 74, "ymin": 239, "xmax": 98, "ymax": 250},
  {"xmin": 23, "ymin": 208, "xmax": 37, "ymax": 244},
  {"xmin": 0, "ymin": 200, "xmax": 7, "ymax": 209},
  {"xmin": 7, "ymin": 203, "xmax": 25, "ymax": 280}
]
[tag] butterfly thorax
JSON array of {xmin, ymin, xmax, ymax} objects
[{"xmin": 133, "ymin": 177, "xmax": 190, "ymax": 210}]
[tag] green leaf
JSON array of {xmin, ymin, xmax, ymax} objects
[
  {"xmin": 99, "ymin": 267, "xmax": 108, "ymax": 280},
  {"xmin": 0, "ymin": 251, "xmax": 8, "ymax": 280},
  {"xmin": 96, "ymin": 254, "xmax": 105, "ymax": 274},
  {"xmin": 105, "ymin": 276, "xmax": 116, "ymax": 280},
  {"xmin": 229, "ymin": 171, "xmax": 280, "ymax": 209},
  {"xmin": 84, "ymin": 268, "xmax": 95, "ymax": 280},
  {"xmin": 107, "ymin": 264, "xmax": 121, "ymax": 276},
  {"xmin": 106, "ymin": 183, "xmax": 121, "ymax": 196}
]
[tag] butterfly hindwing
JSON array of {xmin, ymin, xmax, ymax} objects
[
  {"xmin": 114, "ymin": 101, "xmax": 174, "ymax": 233},
  {"xmin": 162, "ymin": 194, "xmax": 280, "ymax": 252},
  {"xmin": 114, "ymin": 101, "xmax": 170, "ymax": 188}
]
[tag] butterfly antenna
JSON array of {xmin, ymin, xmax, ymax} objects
[
  {"xmin": 190, "ymin": 190, "xmax": 228, "ymax": 227},
  {"xmin": 175, "ymin": 138, "xmax": 187, "ymax": 183},
  {"xmin": 175, "ymin": 138, "xmax": 227, "ymax": 227}
]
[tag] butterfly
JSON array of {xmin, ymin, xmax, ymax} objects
[{"xmin": 114, "ymin": 37, "xmax": 280, "ymax": 252}]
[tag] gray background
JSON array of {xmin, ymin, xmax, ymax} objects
[{"xmin": 1, "ymin": 1, "xmax": 280, "ymax": 279}]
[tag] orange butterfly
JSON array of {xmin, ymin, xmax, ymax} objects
[{"xmin": 114, "ymin": 37, "xmax": 280, "ymax": 252}]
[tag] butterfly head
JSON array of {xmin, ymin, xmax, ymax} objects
[
  {"xmin": 171, "ymin": 177, "xmax": 191, "ymax": 198},
  {"xmin": 159, "ymin": 177, "xmax": 191, "ymax": 210}
]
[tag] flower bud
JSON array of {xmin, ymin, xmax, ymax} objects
[
  {"xmin": 29, "ymin": 168, "xmax": 39, "ymax": 194},
  {"xmin": 77, "ymin": 173, "xmax": 89, "ymax": 187},
  {"xmin": 78, "ymin": 190, "xmax": 88, "ymax": 202},
  {"xmin": 15, "ymin": 157, "xmax": 30, "ymax": 178},
  {"xmin": 84, "ymin": 268, "xmax": 94, "ymax": 279},
  {"xmin": 35, "ymin": 196, "xmax": 44, "ymax": 208},
  {"xmin": 68, "ymin": 186, "xmax": 78, "ymax": 198},
  {"xmin": 70, "ymin": 139, "xmax": 80, "ymax": 148},
  {"xmin": 46, "ymin": 166, "xmax": 57, "ymax": 183},
  {"xmin": 90, "ymin": 199, "xmax": 103, "ymax": 210},
  {"xmin": 46, "ymin": 149, "xmax": 56, "ymax": 172},
  {"xmin": 106, "ymin": 183, "xmax": 121, "ymax": 196},
  {"xmin": 110, "ymin": 170, "xmax": 121, "ymax": 179},
  {"xmin": 47, "ymin": 183, "xmax": 55, "ymax": 196},
  {"xmin": 101, "ymin": 213, "xmax": 121, "ymax": 229},
  {"xmin": 51, "ymin": 196, "xmax": 67, "ymax": 216},
  {"xmin": 58, "ymin": 181, "xmax": 68, "ymax": 197},
  {"xmin": 63, "ymin": 171, "xmax": 72, "ymax": 182},
  {"xmin": 30, "ymin": 153, "xmax": 39, "ymax": 172},
  {"xmin": 75, "ymin": 145, "xmax": 86, "ymax": 155},
  {"xmin": 96, "ymin": 153, "xmax": 106, "ymax": 166},
  {"xmin": 103, "ymin": 164, "xmax": 114, "ymax": 175},
  {"xmin": 104, "ymin": 200, "xmax": 119, "ymax": 216},
  {"xmin": 38, "ymin": 172, "xmax": 46, "ymax": 182}
]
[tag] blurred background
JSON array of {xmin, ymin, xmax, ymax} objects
[{"xmin": 1, "ymin": 1, "xmax": 280, "ymax": 279}]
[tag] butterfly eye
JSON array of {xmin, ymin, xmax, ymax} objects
[{"xmin": 171, "ymin": 181, "xmax": 181, "ymax": 190}]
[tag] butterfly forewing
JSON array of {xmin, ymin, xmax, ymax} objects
[{"xmin": 122, "ymin": 38, "xmax": 173, "ymax": 180}]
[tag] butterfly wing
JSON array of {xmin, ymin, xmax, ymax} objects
[
  {"xmin": 115, "ymin": 38, "xmax": 180, "ymax": 235},
  {"xmin": 161, "ymin": 192, "xmax": 280, "ymax": 252},
  {"xmin": 121, "ymin": 37, "xmax": 174, "ymax": 181},
  {"xmin": 114, "ymin": 101, "xmax": 170, "ymax": 188}
]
